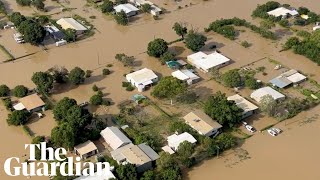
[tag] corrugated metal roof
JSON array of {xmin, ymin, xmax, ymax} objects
[
  {"xmin": 138, "ymin": 143, "xmax": 159, "ymax": 161},
  {"xmin": 100, "ymin": 127, "xmax": 132, "ymax": 150}
]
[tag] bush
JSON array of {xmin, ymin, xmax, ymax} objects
[
  {"xmin": 69, "ymin": 67, "xmax": 86, "ymax": 85},
  {"xmin": 90, "ymin": 93, "xmax": 103, "ymax": 106},
  {"xmin": 279, "ymin": 19, "xmax": 289, "ymax": 27},
  {"xmin": 85, "ymin": 70, "xmax": 93, "ymax": 78},
  {"xmin": 7, "ymin": 110, "xmax": 30, "ymax": 126},
  {"xmin": 114, "ymin": 11, "xmax": 128, "ymax": 26},
  {"xmin": 160, "ymin": 51, "xmax": 176, "ymax": 64},
  {"xmin": 102, "ymin": 68, "xmax": 110, "ymax": 75},
  {"xmin": 13, "ymin": 85, "xmax": 28, "ymax": 97},
  {"xmin": 92, "ymin": 84, "xmax": 98, "ymax": 92},
  {"xmin": 241, "ymin": 41, "xmax": 250, "ymax": 48},
  {"xmin": 100, "ymin": 0, "xmax": 114, "ymax": 13},
  {"xmin": 126, "ymin": 85, "xmax": 134, "ymax": 91},
  {"xmin": 184, "ymin": 30, "xmax": 207, "ymax": 51},
  {"xmin": 2, "ymin": 98, "xmax": 13, "ymax": 111},
  {"xmin": 252, "ymin": 1, "xmax": 280, "ymax": 19},
  {"xmin": 122, "ymin": 82, "xmax": 130, "ymax": 87},
  {"xmin": 245, "ymin": 76, "xmax": 260, "ymax": 89},
  {"xmin": 0, "ymin": 84, "xmax": 10, "ymax": 97}
]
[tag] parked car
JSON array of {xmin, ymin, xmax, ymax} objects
[
  {"xmin": 79, "ymin": 101, "xmax": 89, "ymax": 107},
  {"xmin": 267, "ymin": 127, "xmax": 282, "ymax": 136},
  {"xmin": 245, "ymin": 125, "xmax": 256, "ymax": 133},
  {"xmin": 267, "ymin": 129, "xmax": 277, "ymax": 136},
  {"xmin": 242, "ymin": 121, "xmax": 256, "ymax": 133}
]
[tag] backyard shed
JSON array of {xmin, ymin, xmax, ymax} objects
[{"xmin": 74, "ymin": 140, "xmax": 98, "ymax": 159}]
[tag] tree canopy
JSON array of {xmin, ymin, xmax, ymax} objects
[
  {"xmin": 13, "ymin": 85, "xmax": 28, "ymax": 97},
  {"xmin": 53, "ymin": 97, "xmax": 78, "ymax": 121},
  {"xmin": 31, "ymin": 72, "xmax": 54, "ymax": 95},
  {"xmin": 0, "ymin": 84, "xmax": 10, "ymax": 97},
  {"xmin": 147, "ymin": 38, "xmax": 168, "ymax": 57},
  {"xmin": 204, "ymin": 91, "xmax": 243, "ymax": 127},
  {"xmin": 68, "ymin": 67, "xmax": 85, "ymax": 85},
  {"xmin": 101, "ymin": 0, "xmax": 114, "ymax": 13},
  {"xmin": 115, "ymin": 11, "xmax": 128, "ymax": 26},
  {"xmin": 7, "ymin": 110, "xmax": 30, "ymax": 126},
  {"xmin": 9, "ymin": 12, "xmax": 26, "ymax": 26},
  {"xmin": 18, "ymin": 19, "xmax": 46, "ymax": 45},
  {"xmin": 184, "ymin": 30, "xmax": 207, "ymax": 52},
  {"xmin": 51, "ymin": 122, "xmax": 75, "ymax": 149},
  {"xmin": 222, "ymin": 69, "xmax": 242, "ymax": 88},
  {"xmin": 172, "ymin": 22, "xmax": 188, "ymax": 39},
  {"xmin": 115, "ymin": 164, "xmax": 137, "ymax": 180},
  {"xmin": 151, "ymin": 76, "xmax": 187, "ymax": 99}
]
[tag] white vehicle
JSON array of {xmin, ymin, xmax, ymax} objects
[
  {"xmin": 37, "ymin": 113, "xmax": 43, "ymax": 118},
  {"xmin": 245, "ymin": 125, "xmax": 256, "ymax": 133},
  {"xmin": 271, "ymin": 127, "xmax": 282, "ymax": 134},
  {"xmin": 267, "ymin": 129, "xmax": 277, "ymax": 136}
]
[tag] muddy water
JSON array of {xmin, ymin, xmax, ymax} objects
[
  {"xmin": 187, "ymin": 106, "xmax": 320, "ymax": 180},
  {"xmin": 0, "ymin": 0, "xmax": 320, "ymax": 179}
]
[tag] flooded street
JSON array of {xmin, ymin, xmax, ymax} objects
[{"xmin": 0, "ymin": 0, "xmax": 319, "ymax": 179}]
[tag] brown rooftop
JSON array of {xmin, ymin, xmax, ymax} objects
[{"xmin": 19, "ymin": 94, "xmax": 45, "ymax": 111}]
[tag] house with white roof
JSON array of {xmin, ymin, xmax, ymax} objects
[
  {"xmin": 183, "ymin": 110, "xmax": 222, "ymax": 137},
  {"xmin": 250, "ymin": 87, "xmax": 285, "ymax": 103},
  {"xmin": 227, "ymin": 94, "xmax": 259, "ymax": 119},
  {"xmin": 187, "ymin": 51, "xmax": 231, "ymax": 73},
  {"xmin": 269, "ymin": 69, "xmax": 307, "ymax": 88},
  {"xmin": 100, "ymin": 127, "xmax": 132, "ymax": 150},
  {"xmin": 172, "ymin": 69, "xmax": 200, "ymax": 85},
  {"xmin": 267, "ymin": 7, "xmax": 299, "ymax": 18},
  {"xmin": 130, "ymin": 0, "xmax": 162, "ymax": 16},
  {"xmin": 56, "ymin": 18, "xmax": 87, "ymax": 35},
  {"xmin": 74, "ymin": 140, "xmax": 98, "ymax": 159},
  {"xmin": 126, "ymin": 68, "xmax": 158, "ymax": 92},
  {"xmin": 114, "ymin": 4, "xmax": 139, "ymax": 17},
  {"xmin": 167, "ymin": 132, "xmax": 197, "ymax": 151},
  {"xmin": 13, "ymin": 94, "xmax": 45, "ymax": 113},
  {"xmin": 111, "ymin": 143, "xmax": 159, "ymax": 173}
]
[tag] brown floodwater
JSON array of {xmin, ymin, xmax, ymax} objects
[{"xmin": 0, "ymin": 0, "xmax": 320, "ymax": 179}]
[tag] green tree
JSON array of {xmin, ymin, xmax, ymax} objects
[
  {"xmin": 9, "ymin": 12, "xmax": 26, "ymax": 26},
  {"xmin": 101, "ymin": 0, "xmax": 114, "ymax": 13},
  {"xmin": 184, "ymin": 30, "xmax": 207, "ymax": 52},
  {"xmin": 160, "ymin": 51, "xmax": 175, "ymax": 64},
  {"xmin": 245, "ymin": 76, "xmax": 260, "ymax": 89},
  {"xmin": 297, "ymin": 7, "xmax": 310, "ymax": 15},
  {"xmin": 32, "ymin": 0, "xmax": 45, "ymax": 11},
  {"xmin": 31, "ymin": 72, "xmax": 54, "ymax": 95},
  {"xmin": 147, "ymin": 38, "xmax": 168, "ymax": 57},
  {"xmin": 63, "ymin": 28, "xmax": 77, "ymax": 42},
  {"xmin": 18, "ymin": 19, "xmax": 46, "ymax": 45},
  {"xmin": 151, "ymin": 76, "xmax": 187, "ymax": 99},
  {"xmin": 51, "ymin": 122, "xmax": 75, "ymax": 149},
  {"xmin": 141, "ymin": 3, "xmax": 152, "ymax": 13},
  {"xmin": 177, "ymin": 141, "xmax": 194, "ymax": 159},
  {"xmin": 260, "ymin": 20, "xmax": 275, "ymax": 29},
  {"xmin": 53, "ymin": 97, "xmax": 77, "ymax": 121},
  {"xmin": 13, "ymin": 85, "xmax": 28, "ymax": 97},
  {"xmin": 68, "ymin": 67, "xmax": 85, "ymax": 85},
  {"xmin": 172, "ymin": 22, "xmax": 188, "ymax": 39},
  {"xmin": 215, "ymin": 133, "xmax": 237, "ymax": 150},
  {"xmin": 16, "ymin": 0, "xmax": 31, "ymax": 6},
  {"xmin": 259, "ymin": 94, "xmax": 277, "ymax": 116},
  {"xmin": 283, "ymin": 37, "xmax": 300, "ymax": 50},
  {"xmin": 140, "ymin": 170, "xmax": 155, "ymax": 180},
  {"xmin": 0, "ymin": 85, "xmax": 10, "ymax": 97},
  {"xmin": 279, "ymin": 19, "xmax": 289, "ymax": 27},
  {"xmin": 204, "ymin": 91, "xmax": 243, "ymax": 127},
  {"xmin": 115, "ymin": 53, "xmax": 134, "ymax": 66},
  {"xmin": 7, "ymin": 110, "xmax": 30, "ymax": 126},
  {"xmin": 90, "ymin": 93, "xmax": 104, "ymax": 106},
  {"xmin": 115, "ymin": 0, "xmax": 127, "ymax": 4},
  {"xmin": 115, "ymin": 164, "xmax": 137, "ymax": 180},
  {"xmin": 66, "ymin": 105, "xmax": 92, "ymax": 129},
  {"xmin": 92, "ymin": 84, "xmax": 99, "ymax": 92},
  {"xmin": 169, "ymin": 121, "xmax": 192, "ymax": 134},
  {"xmin": 102, "ymin": 68, "xmax": 111, "ymax": 75},
  {"xmin": 37, "ymin": 15, "xmax": 49, "ymax": 25},
  {"xmin": 222, "ymin": 69, "xmax": 241, "ymax": 88},
  {"xmin": 115, "ymin": 11, "xmax": 128, "ymax": 26},
  {"xmin": 156, "ymin": 152, "xmax": 175, "ymax": 171},
  {"xmin": 47, "ymin": 66, "xmax": 69, "ymax": 83},
  {"xmin": 159, "ymin": 168, "xmax": 182, "ymax": 180}
]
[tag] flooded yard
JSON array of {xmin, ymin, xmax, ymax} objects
[{"xmin": 0, "ymin": 0, "xmax": 319, "ymax": 179}]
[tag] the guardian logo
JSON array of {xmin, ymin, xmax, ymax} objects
[{"xmin": 4, "ymin": 142, "xmax": 111, "ymax": 177}]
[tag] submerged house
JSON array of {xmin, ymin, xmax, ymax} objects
[
  {"xmin": 13, "ymin": 94, "xmax": 45, "ymax": 113},
  {"xmin": 187, "ymin": 51, "xmax": 231, "ymax": 73},
  {"xmin": 114, "ymin": 4, "xmax": 139, "ymax": 17},
  {"xmin": 183, "ymin": 110, "xmax": 222, "ymax": 137},
  {"xmin": 250, "ymin": 87, "xmax": 285, "ymax": 103},
  {"xmin": 269, "ymin": 69, "xmax": 307, "ymax": 88},
  {"xmin": 267, "ymin": 7, "xmax": 299, "ymax": 18},
  {"xmin": 172, "ymin": 69, "xmax": 200, "ymax": 85},
  {"xmin": 100, "ymin": 127, "xmax": 132, "ymax": 150},
  {"xmin": 167, "ymin": 132, "xmax": 197, "ymax": 151},
  {"xmin": 227, "ymin": 94, "xmax": 259, "ymax": 119},
  {"xmin": 56, "ymin": 18, "xmax": 88, "ymax": 35},
  {"xmin": 74, "ymin": 140, "xmax": 98, "ymax": 159},
  {"xmin": 126, "ymin": 68, "xmax": 158, "ymax": 92},
  {"xmin": 111, "ymin": 143, "xmax": 159, "ymax": 173}
]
